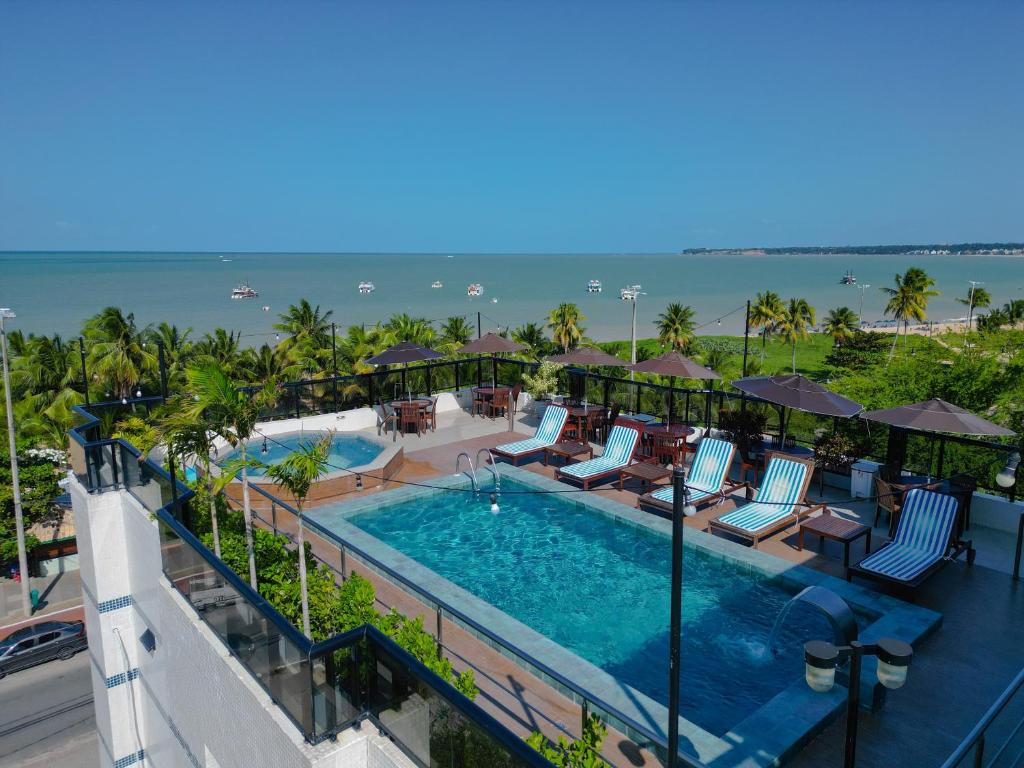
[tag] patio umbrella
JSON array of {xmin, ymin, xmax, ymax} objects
[
  {"xmin": 731, "ymin": 374, "xmax": 864, "ymax": 445},
  {"xmin": 547, "ymin": 347, "xmax": 630, "ymax": 407},
  {"xmin": 630, "ymin": 352, "xmax": 721, "ymax": 425},
  {"xmin": 456, "ymin": 332, "xmax": 526, "ymax": 389},
  {"xmin": 860, "ymin": 398, "xmax": 1015, "ymax": 436},
  {"xmin": 365, "ymin": 342, "xmax": 444, "ymax": 400}
]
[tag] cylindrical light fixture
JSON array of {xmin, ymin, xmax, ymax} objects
[
  {"xmin": 996, "ymin": 452, "xmax": 1020, "ymax": 489},
  {"xmin": 804, "ymin": 640, "xmax": 840, "ymax": 693},
  {"xmin": 875, "ymin": 637, "xmax": 913, "ymax": 690}
]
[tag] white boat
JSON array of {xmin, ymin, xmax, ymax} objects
[
  {"xmin": 230, "ymin": 282, "xmax": 258, "ymax": 299},
  {"xmin": 358, "ymin": 281, "xmax": 375, "ymax": 294},
  {"xmin": 432, "ymin": 281, "xmax": 443, "ymax": 289},
  {"xmin": 840, "ymin": 270, "xmax": 857, "ymax": 285},
  {"xmin": 491, "ymin": 297, "xmax": 498, "ymax": 304},
  {"xmin": 467, "ymin": 283, "xmax": 484, "ymax": 297},
  {"xmin": 587, "ymin": 279, "xmax": 602, "ymax": 293},
  {"xmin": 620, "ymin": 284, "xmax": 641, "ymax": 301}
]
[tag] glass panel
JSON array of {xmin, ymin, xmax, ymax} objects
[{"xmin": 311, "ymin": 642, "xmax": 363, "ymax": 739}]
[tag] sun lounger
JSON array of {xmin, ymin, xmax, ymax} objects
[
  {"xmin": 555, "ymin": 419, "xmax": 642, "ymax": 490},
  {"xmin": 637, "ymin": 437, "xmax": 742, "ymax": 514},
  {"xmin": 848, "ymin": 488, "xmax": 974, "ymax": 589},
  {"xmin": 707, "ymin": 452, "xmax": 821, "ymax": 548},
  {"xmin": 492, "ymin": 404, "xmax": 569, "ymax": 465}
]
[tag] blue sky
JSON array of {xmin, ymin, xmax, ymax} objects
[{"xmin": 1, "ymin": 1, "xmax": 1021, "ymax": 252}]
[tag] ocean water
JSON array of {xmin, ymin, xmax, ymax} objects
[
  {"xmin": 4, "ymin": 250, "xmax": 1023, "ymax": 341},
  {"xmin": 314, "ymin": 479, "xmax": 870, "ymax": 735}
]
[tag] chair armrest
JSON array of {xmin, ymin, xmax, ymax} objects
[
  {"xmin": 744, "ymin": 482, "xmax": 755, "ymax": 501},
  {"xmin": 804, "ymin": 502, "xmax": 829, "ymax": 516}
]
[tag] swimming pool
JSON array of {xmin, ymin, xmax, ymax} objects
[
  {"xmin": 306, "ymin": 467, "xmax": 940, "ymax": 763},
  {"xmin": 220, "ymin": 432, "xmax": 384, "ymax": 476}
]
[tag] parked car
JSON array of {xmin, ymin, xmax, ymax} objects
[{"xmin": 0, "ymin": 620, "xmax": 87, "ymax": 679}]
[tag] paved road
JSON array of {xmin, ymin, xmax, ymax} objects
[{"xmin": 0, "ymin": 650, "xmax": 98, "ymax": 767}]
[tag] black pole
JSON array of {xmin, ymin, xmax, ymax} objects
[
  {"xmin": 157, "ymin": 342, "xmax": 168, "ymax": 401},
  {"xmin": 742, "ymin": 300, "xmax": 751, "ymax": 377},
  {"xmin": 477, "ymin": 312, "xmax": 482, "ymax": 339},
  {"xmin": 844, "ymin": 643, "xmax": 863, "ymax": 768},
  {"xmin": 79, "ymin": 336, "xmax": 90, "ymax": 407},
  {"xmin": 667, "ymin": 466, "xmax": 686, "ymax": 768},
  {"xmin": 1013, "ymin": 510, "xmax": 1024, "ymax": 581},
  {"xmin": 331, "ymin": 322, "xmax": 339, "ymax": 412},
  {"xmin": 668, "ymin": 376, "xmax": 675, "ymax": 427}
]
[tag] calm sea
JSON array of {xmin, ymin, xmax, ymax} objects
[{"xmin": 5, "ymin": 251, "xmax": 1023, "ymax": 342}]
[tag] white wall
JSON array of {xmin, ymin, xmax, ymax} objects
[{"xmin": 71, "ymin": 476, "xmax": 414, "ymax": 768}]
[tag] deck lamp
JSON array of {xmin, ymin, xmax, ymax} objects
[
  {"xmin": 803, "ymin": 637, "xmax": 913, "ymax": 768},
  {"xmin": 996, "ymin": 452, "xmax": 1020, "ymax": 489},
  {"xmin": 261, "ymin": 438, "xmax": 269, "ymax": 455},
  {"xmin": 682, "ymin": 485, "xmax": 697, "ymax": 518}
]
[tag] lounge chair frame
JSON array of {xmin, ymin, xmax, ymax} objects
[
  {"xmin": 491, "ymin": 405, "xmax": 569, "ymax": 466},
  {"xmin": 555, "ymin": 418, "xmax": 643, "ymax": 490},
  {"xmin": 637, "ymin": 440, "xmax": 744, "ymax": 514}
]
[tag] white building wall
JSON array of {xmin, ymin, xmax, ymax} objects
[{"xmin": 70, "ymin": 475, "xmax": 414, "ymax": 768}]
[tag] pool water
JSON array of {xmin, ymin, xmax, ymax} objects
[
  {"xmin": 333, "ymin": 479, "xmax": 867, "ymax": 736},
  {"xmin": 221, "ymin": 432, "xmax": 383, "ymax": 476}
]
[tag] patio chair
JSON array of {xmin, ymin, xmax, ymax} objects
[
  {"xmin": 555, "ymin": 419, "xmax": 642, "ymax": 490},
  {"xmin": 509, "ymin": 383, "xmax": 523, "ymax": 415},
  {"xmin": 848, "ymin": 488, "xmax": 975, "ymax": 589},
  {"xmin": 377, "ymin": 398, "xmax": 398, "ymax": 441},
  {"xmin": 707, "ymin": 452, "xmax": 822, "ymax": 548},
  {"xmin": 601, "ymin": 404, "xmax": 621, "ymax": 444},
  {"xmin": 487, "ymin": 390, "xmax": 510, "ymax": 419},
  {"xmin": 492, "ymin": 404, "xmax": 569, "ymax": 465},
  {"xmin": 874, "ymin": 475, "xmax": 901, "ymax": 532},
  {"xmin": 637, "ymin": 437, "xmax": 743, "ymax": 514},
  {"xmin": 423, "ymin": 397, "xmax": 437, "ymax": 432},
  {"xmin": 471, "ymin": 387, "xmax": 486, "ymax": 417},
  {"xmin": 399, "ymin": 401, "xmax": 424, "ymax": 436}
]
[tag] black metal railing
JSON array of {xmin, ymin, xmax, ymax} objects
[
  {"xmin": 940, "ymin": 665, "xmax": 1024, "ymax": 768},
  {"xmin": 67, "ymin": 403, "xmax": 554, "ymax": 765}
]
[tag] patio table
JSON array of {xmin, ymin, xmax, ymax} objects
[
  {"xmin": 543, "ymin": 441, "xmax": 594, "ymax": 467},
  {"xmin": 799, "ymin": 511, "xmax": 871, "ymax": 575},
  {"xmin": 390, "ymin": 398, "xmax": 433, "ymax": 434},
  {"xmin": 565, "ymin": 405, "xmax": 604, "ymax": 441}
]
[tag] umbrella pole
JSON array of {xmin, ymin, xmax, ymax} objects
[
  {"xmin": 779, "ymin": 407, "xmax": 787, "ymax": 449},
  {"xmin": 668, "ymin": 376, "xmax": 674, "ymax": 427}
]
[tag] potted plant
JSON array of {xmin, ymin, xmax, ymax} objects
[
  {"xmin": 813, "ymin": 431, "xmax": 862, "ymax": 494},
  {"xmin": 717, "ymin": 408, "xmax": 769, "ymax": 463},
  {"xmin": 522, "ymin": 361, "xmax": 564, "ymax": 413}
]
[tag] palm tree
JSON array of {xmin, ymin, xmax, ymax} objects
[
  {"xmin": 548, "ymin": 304, "xmax": 586, "ymax": 353},
  {"xmin": 655, "ymin": 303, "xmax": 696, "ymax": 352},
  {"xmin": 749, "ymin": 291, "xmax": 785, "ymax": 362},
  {"xmin": 157, "ymin": 402, "xmax": 224, "ymax": 557},
  {"xmin": 262, "ymin": 433, "xmax": 332, "ymax": 639},
  {"xmin": 274, "ymin": 300, "xmax": 333, "ymax": 349},
  {"xmin": 880, "ymin": 267, "xmax": 939, "ymax": 362},
  {"xmin": 512, "ymin": 323, "xmax": 551, "ymax": 360},
  {"xmin": 384, "ymin": 313, "xmax": 435, "ymax": 347},
  {"xmin": 436, "ymin": 316, "xmax": 474, "ymax": 356},
  {"xmin": 192, "ymin": 329, "xmax": 244, "ymax": 376},
  {"xmin": 146, "ymin": 322, "xmax": 193, "ymax": 391},
  {"xmin": 83, "ymin": 307, "xmax": 156, "ymax": 398},
  {"xmin": 957, "ymin": 285, "xmax": 992, "ymax": 331},
  {"xmin": 181, "ymin": 363, "xmax": 277, "ymax": 589},
  {"xmin": 776, "ymin": 298, "xmax": 816, "ymax": 373},
  {"xmin": 10, "ymin": 334, "xmax": 82, "ymax": 445},
  {"xmin": 823, "ymin": 307, "xmax": 859, "ymax": 344},
  {"xmin": 241, "ymin": 343, "xmax": 291, "ymax": 382}
]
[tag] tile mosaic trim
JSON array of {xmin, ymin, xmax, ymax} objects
[
  {"xmin": 113, "ymin": 749, "xmax": 145, "ymax": 768},
  {"xmin": 105, "ymin": 667, "xmax": 140, "ymax": 689},
  {"xmin": 97, "ymin": 594, "xmax": 134, "ymax": 613}
]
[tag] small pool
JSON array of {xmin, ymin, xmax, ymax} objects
[
  {"xmin": 314, "ymin": 476, "xmax": 872, "ymax": 737},
  {"xmin": 220, "ymin": 432, "xmax": 384, "ymax": 476}
]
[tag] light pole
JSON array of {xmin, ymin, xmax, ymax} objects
[
  {"xmin": 667, "ymin": 466, "xmax": 697, "ymax": 768},
  {"xmin": 622, "ymin": 285, "xmax": 645, "ymax": 411},
  {"xmin": 1, "ymin": 308, "xmax": 31, "ymax": 616},
  {"xmin": 966, "ymin": 280, "xmax": 983, "ymax": 332},
  {"xmin": 804, "ymin": 636, "xmax": 913, "ymax": 768},
  {"xmin": 855, "ymin": 284, "xmax": 871, "ymax": 325}
]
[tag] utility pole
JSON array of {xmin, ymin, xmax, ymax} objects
[
  {"xmin": 742, "ymin": 300, "xmax": 751, "ymax": 378},
  {"xmin": 331, "ymin": 322, "xmax": 339, "ymax": 412},
  {"xmin": 1, "ymin": 308, "xmax": 31, "ymax": 617},
  {"xmin": 622, "ymin": 284, "xmax": 644, "ymax": 379},
  {"xmin": 967, "ymin": 281, "xmax": 983, "ymax": 333},
  {"xmin": 78, "ymin": 336, "xmax": 90, "ymax": 406},
  {"xmin": 857, "ymin": 284, "xmax": 871, "ymax": 325}
]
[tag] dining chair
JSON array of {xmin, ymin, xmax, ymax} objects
[
  {"xmin": 487, "ymin": 391, "xmax": 510, "ymax": 419},
  {"xmin": 423, "ymin": 398, "xmax": 437, "ymax": 432},
  {"xmin": 471, "ymin": 387, "xmax": 486, "ymax": 418},
  {"xmin": 377, "ymin": 398, "xmax": 397, "ymax": 438},
  {"xmin": 874, "ymin": 475, "xmax": 901, "ymax": 531},
  {"xmin": 399, "ymin": 401, "xmax": 424, "ymax": 436},
  {"xmin": 509, "ymin": 383, "xmax": 523, "ymax": 416}
]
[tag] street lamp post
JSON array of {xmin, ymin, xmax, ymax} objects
[
  {"xmin": 804, "ymin": 636, "xmax": 913, "ymax": 768},
  {"xmin": 622, "ymin": 285, "xmax": 645, "ymax": 411},
  {"xmin": 967, "ymin": 280, "xmax": 983, "ymax": 332},
  {"xmin": 856, "ymin": 284, "xmax": 871, "ymax": 325},
  {"xmin": 667, "ymin": 466, "xmax": 697, "ymax": 768},
  {"xmin": 1, "ymin": 308, "xmax": 31, "ymax": 616}
]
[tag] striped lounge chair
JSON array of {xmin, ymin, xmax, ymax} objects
[
  {"xmin": 491, "ymin": 405, "xmax": 569, "ymax": 465},
  {"xmin": 848, "ymin": 488, "xmax": 974, "ymax": 588},
  {"xmin": 555, "ymin": 419, "xmax": 642, "ymax": 490},
  {"xmin": 637, "ymin": 437, "xmax": 743, "ymax": 514},
  {"xmin": 707, "ymin": 452, "xmax": 821, "ymax": 548}
]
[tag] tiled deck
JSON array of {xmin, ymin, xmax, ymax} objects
[{"xmin": 239, "ymin": 408, "xmax": 1024, "ymax": 767}]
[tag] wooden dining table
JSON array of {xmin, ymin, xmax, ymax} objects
[
  {"xmin": 642, "ymin": 422, "xmax": 694, "ymax": 462},
  {"xmin": 564, "ymin": 405, "xmax": 603, "ymax": 440},
  {"xmin": 390, "ymin": 398, "xmax": 433, "ymax": 433}
]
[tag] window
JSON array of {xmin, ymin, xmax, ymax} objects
[
  {"xmin": 14, "ymin": 638, "xmax": 36, "ymax": 652},
  {"xmin": 37, "ymin": 632, "xmax": 60, "ymax": 645}
]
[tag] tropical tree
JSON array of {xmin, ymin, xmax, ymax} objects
[
  {"xmin": 548, "ymin": 304, "xmax": 586, "ymax": 354},
  {"xmin": 145, "ymin": 322, "xmax": 193, "ymax": 392},
  {"xmin": 262, "ymin": 433, "xmax": 332, "ymax": 639},
  {"xmin": 240, "ymin": 343, "xmax": 292, "ymax": 382},
  {"xmin": 384, "ymin": 313, "xmax": 435, "ymax": 347},
  {"xmin": 181, "ymin": 363, "xmax": 277, "ymax": 589},
  {"xmin": 776, "ymin": 298, "xmax": 816, "ymax": 373},
  {"xmin": 83, "ymin": 307, "xmax": 157, "ymax": 399},
  {"xmin": 10, "ymin": 334, "xmax": 83, "ymax": 444},
  {"xmin": 274, "ymin": 300, "xmax": 333, "ymax": 350},
  {"xmin": 749, "ymin": 291, "xmax": 785, "ymax": 362},
  {"xmin": 436, "ymin": 316, "xmax": 474, "ymax": 356},
  {"xmin": 512, "ymin": 323, "xmax": 551, "ymax": 360},
  {"xmin": 957, "ymin": 285, "xmax": 992, "ymax": 331},
  {"xmin": 655, "ymin": 303, "xmax": 696, "ymax": 353},
  {"xmin": 192, "ymin": 329, "xmax": 244, "ymax": 376},
  {"xmin": 338, "ymin": 324, "xmax": 393, "ymax": 374},
  {"xmin": 880, "ymin": 267, "xmax": 939, "ymax": 362},
  {"xmin": 823, "ymin": 307, "xmax": 859, "ymax": 344}
]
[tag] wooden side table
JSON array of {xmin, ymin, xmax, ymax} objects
[
  {"xmin": 543, "ymin": 441, "xmax": 594, "ymax": 467},
  {"xmin": 799, "ymin": 511, "xmax": 871, "ymax": 573},
  {"xmin": 618, "ymin": 461, "xmax": 672, "ymax": 491}
]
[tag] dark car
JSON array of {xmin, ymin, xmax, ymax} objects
[{"xmin": 0, "ymin": 620, "xmax": 87, "ymax": 678}]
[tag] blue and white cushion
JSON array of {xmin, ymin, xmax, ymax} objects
[
  {"xmin": 715, "ymin": 456, "xmax": 808, "ymax": 532},
  {"xmin": 856, "ymin": 489, "xmax": 958, "ymax": 581},
  {"xmin": 559, "ymin": 424, "xmax": 639, "ymax": 479},
  {"xmin": 650, "ymin": 437, "xmax": 735, "ymax": 505},
  {"xmin": 494, "ymin": 406, "xmax": 568, "ymax": 456}
]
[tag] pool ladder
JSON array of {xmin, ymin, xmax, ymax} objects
[{"xmin": 454, "ymin": 450, "xmax": 501, "ymax": 496}]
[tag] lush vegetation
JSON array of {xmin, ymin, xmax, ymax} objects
[{"xmin": 0, "ymin": 445, "xmax": 63, "ymax": 562}]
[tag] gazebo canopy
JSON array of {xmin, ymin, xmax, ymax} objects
[
  {"xmin": 860, "ymin": 398, "xmax": 1014, "ymax": 436},
  {"xmin": 364, "ymin": 341, "xmax": 444, "ymax": 366},
  {"xmin": 731, "ymin": 374, "xmax": 863, "ymax": 418},
  {"xmin": 456, "ymin": 332, "xmax": 525, "ymax": 355},
  {"xmin": 631, "ymin": 351, "xmax": 720, "ymax": 380}
]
